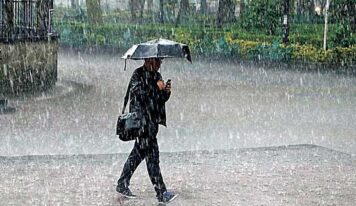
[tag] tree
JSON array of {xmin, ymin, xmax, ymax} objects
[
  {"xmin": 242, "ymin": 0, "xmax": 283, "ymax": 35},
  {"xmin": 200, "ymin": 0, "xmax": 207, "ymax": 15},
  {"xmin": 159, "ymin": 0, "xmax": 164, "ymax": 23},
  {"xmin": 295, "ymin": 0, "xmax": 316, "ymax": 22},
  {"xmin": 175, "ymin": 0, "xmax": 190, "ymax": 25},
  {"xmin": 129, "ymin": 0, "xmax": 146, "ymax": 23},
  {"xmin": 350, "ymin": 4, "xmax": 356, "ymax": 32},
  {"xmin": 71, "ymin": 0, "xmax": 78, "ymax": 9},
  {"xmin": 282, "ymin": 0, "xmax": 290, "ymax": 44},
  {"xmin": 138, "ymin": 0, "xmax": 146, "ymax": 23},
  {"xmin": 217, "ymin": 0, "xmax": 236, "ymax": 28},
  {"xmin": 86, "ymin": 0, "xmax": 103, "ymax": 25},
  {"xmin": 147, "ymin": 0, "xmax": 153, "ymax": 13},
  {"xmin": 329, "ymin": 0, "xmax": 355, "ymax": 46},
  {"xmin": 145, "ymin": 0, "xmax": 154, "ymax": 22},
  {"xmin": 239, "ymin": 0, "xmax": 245, "ymax": 18},
  {"xmin": 129, "ymin": 0, "xmax": 137, "ymax": 22}
]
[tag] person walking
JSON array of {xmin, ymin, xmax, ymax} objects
[{"xmin": 116, "ymin": 58, "xmax": 177, "ymax": 204}]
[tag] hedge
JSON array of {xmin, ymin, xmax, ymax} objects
[{"xmin": 54, "ymin": 22, "xmax": 356, "ymax": 67}]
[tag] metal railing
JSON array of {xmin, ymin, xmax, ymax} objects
[{"xmin": 0, "ymin": 0, "xmax": 57, "ymax": 42}]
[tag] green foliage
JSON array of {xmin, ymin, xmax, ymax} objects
[
  {"xmin": 329, "ymin": 0, "xmax": 355, "ymax": 47},
  {"xmin": 86, "ymin": 0, "xmax": 103, "ymax": 25},
  {"xmin": 290, "ymin": 44, "xmax": 356, "ymax": 66},
  {"xmin": 242, "ymin": 0, "xmax": 283, "ymax": 35},
  {"xmin": 53, "ymin": 20, "xmax": 355, "ymax": 67},
  {"xmin": 292, "ymin": 0, "xmax": 321, "ymax": 24},
  {"xmin": 332, "ymin": 24, "xmax": 355, "ymax": 48},
  {"xmin": 329, "ymin": 0, "xmax": 355, "ymax": 24}
]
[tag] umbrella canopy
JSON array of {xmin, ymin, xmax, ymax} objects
[{"xmin": 122, "ymin": 38, "xmax": 192, "ymax": 62}]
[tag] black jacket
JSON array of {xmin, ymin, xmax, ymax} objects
[{"xmin": 129, "ymin": 66, "xmax": 170, "ymax": 126}]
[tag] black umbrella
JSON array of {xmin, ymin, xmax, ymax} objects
[{"xmin": 122, "ymin": 38, "xmax": 191, "ymax": 70}]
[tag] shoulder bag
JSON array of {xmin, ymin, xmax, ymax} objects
[{"xmin": 116, "ymin": 82, "xmax": 143, "ymax": 141}]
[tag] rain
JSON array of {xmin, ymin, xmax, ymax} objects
[{"xmin": 0, "ymin": 0, "xmax": 355, "ymax": 205}]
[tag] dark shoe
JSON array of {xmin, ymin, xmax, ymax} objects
[
  {"xmin": 158, "ymin": 191, "xmax": 178, "ymax": 204},
  {"xmin": 116, "ymin": 186, "xmax": 137, "ymax": 199}
]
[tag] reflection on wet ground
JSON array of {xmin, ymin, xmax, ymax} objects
[
  {"xmin": 1, "ymin": 145, "xmax": 355, "ymax": 205},
  {"xmin": 1, "ymin": 49, "xmax": 356, "ymax": 156}
]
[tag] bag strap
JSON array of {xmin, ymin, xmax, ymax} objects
[{"xmin": 122, "ymin": 81, "xmax": 131, "ymax": 114}]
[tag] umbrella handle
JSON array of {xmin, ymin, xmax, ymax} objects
[{"xmin": 124, "ymin": 59, "xmax": 127, "ymax": 71}]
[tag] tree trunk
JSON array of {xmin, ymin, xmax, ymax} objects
[
  {"xmin": 129, "ymin": 0, "xmax": 137, "ymax": 22},
  {"xmin": 146, "ymin": 0, "xmax": 153, "ymax": 22},
  {"xmin": 129, "ymin": 0, "xmax": 145, "ymax": 23},
  {"xmin": 217, "ymin": 0, "xmax": 235, "ymax": 27},
  {"xmin": 71, "ymin": 0, "xmax": 78, "ymax": 9},
  {"xmin": 239, "ymin": 0, "xmax": 244, "ymax": 18},
  {"xmin": 200, "ymin": 0, "xmax": 207, "ymax": 14},
  {"xmin": 282, "ymin": 0, "xmax": 290, "ymax": 44},
  {"xmin": 159, "ymin": 0, "xmax": 164, "ymax": 23},
  {"xmin": 352, "ymin": 6, "xmax": 356, "ymax": 32},
  {"xmin": 297, "ymin": 0, "xmax": 315, "ymax": 22},
  {"xmin": 86, "ymin": 0, "xmax": 103, "ymax": 25},
  {"xmin": 345, "ymin": 0, "xmax": 356, "ymax": 32},
  {"xmin": 138, "ymin": 0, "xmax": 145, "ymax": 23},
  {"xmin": 147, "ymin": 0, "xmax": 153, "ymax": 13},
  {"xmin": 175, "ymin": 0, "xmax": 190, "ymax": 26}
]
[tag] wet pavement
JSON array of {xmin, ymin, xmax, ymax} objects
[
  {"xmin": 0, "ymin": 144, "xmax": 355, "ymax": 206},
  {"xmin": 1, "ymin": 49, "xmax": 356, "ymax": 205},
  {"xmin": 1, "ymin": 49, "xmax": 356, "ymax": 156}
]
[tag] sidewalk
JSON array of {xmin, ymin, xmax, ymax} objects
[{"xmin": 0, "ymin": 144, "xmax": 355, "ymax": 206}]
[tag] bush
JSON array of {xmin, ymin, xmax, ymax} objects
[
  {"xmin": 53, "ymin": 21, "xmax": 355, "ymax": 67},
  {"xmin": 290, "ymin": 44, "xmax": 356, "ymax": 66}
]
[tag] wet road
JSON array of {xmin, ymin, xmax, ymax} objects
[
  {"xmin": 1, "ymin": 145, "xmax": 355, "ymax": 206},
  {"xmin": 1, "ymin": 49, "xmax": 356, "ymax": 156}
]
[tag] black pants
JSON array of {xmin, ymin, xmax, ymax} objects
[{"xmin": 117, "ymin": 123, "xmax": 167, "ymax": 197}]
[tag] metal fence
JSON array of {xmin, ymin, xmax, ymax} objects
[{"xmin": 0, "ymin": 0, "xmax": 56, "ymax": 42}]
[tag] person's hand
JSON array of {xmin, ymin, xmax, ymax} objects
[
  {"xmin": 157, "ymin": 80, "xmax": 166, "ymax": 90},
  {"xmin": 165, "ymin": 80, "xmax": 171, "ymax": 93}
]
